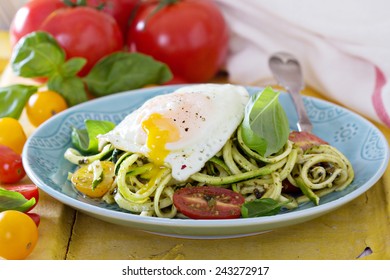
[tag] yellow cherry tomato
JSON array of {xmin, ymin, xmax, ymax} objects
[
  {"xmin": 0, "ymin": 210, "xmax": 39, "ymax": 260},
  {"xmin": 71, "ymin": 161, "xmax": 115, "ymax": 198},
  {"xmin": 0, "ymin": 117, "xmax": 27, "ymax": 154},
  {"xmin": 26, "ymin": 90, "xmax": 68, "ymax": 127}
]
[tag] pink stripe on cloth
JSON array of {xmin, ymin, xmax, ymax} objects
[{"xmin": 372, "ymin": 67, "xmax": 390, "ymax": 127}]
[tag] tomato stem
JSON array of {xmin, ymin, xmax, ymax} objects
[
  {"xmin": 62, "ymin": 0, "xmax": 104, "ymax": 9},
  {"xmin": 143, "ymin": 0, "xmax": 180, "ymax": 28},
  {"xmin": 155, "ymin": 0, "xmax": 180, "ymax": 11},
  {"xmin": 159, "ymin": 0, "xmax": 180, "ymax": 5},
  {"xmin": 62, "ymin": 0, "xmax": 86, "ymax": 7}
]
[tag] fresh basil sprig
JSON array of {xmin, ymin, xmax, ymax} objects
[
  {"xmin": 6, "ymin": 31, "xmax": 173, "ymax": 111},
  {"xmin": 0, "ymin": 84, "xmax": 38, "ymax": 119},
  {"xmin": 240, "ymin": 87, "xmax": 290, "ymax": 157},
  {"xmin": 11, "ymin": 31, "xmax": 66, "ymax": 78},
  {"xmin": 0, "ymin": 187, "xmax": 36, "ymax": 212},
  {"xmin": 71, "ymin": 120, "xmax": 116, "ymax": 154},
  {"xmin": 48, "ymin": 73, "xmax": 88, "ymax": 106},
  {"xmin": 241, "ymin": 198, "xmax": 288, "ymax": 218},
  {"xmin": 84, "ymin": 52, "xmax": 172, "ymax": 96},
  {"xmin": 11, "ymin": 31, "xmax": 88, "ymax": 106}
]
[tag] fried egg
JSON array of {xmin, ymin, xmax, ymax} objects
[{"xmin": 98, "ymin": 84, "xmax": 249, "ymax": 181}]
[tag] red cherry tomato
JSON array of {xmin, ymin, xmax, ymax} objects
[
  {"xmin": 26, "ymin": 213, "xmax": 41, "ymax": 227},
  {"xmin": 288, "ymin": 131, "xmax": 328, "ymax": 151},
  {"xmin": 127, "ymin": 0, "xmax": 229, "ymax": 83},
  {"xmin": 3, "ymin": 185, "xmax": 40, "ymax": 212},
  {"xmin": 40, "ymin": 7, "xmax": 123, "ymax": 76},
  {"xmin": 0, "ymin": 145, "xmax": 26, "ymax": 184},
  {"xmin": 9, "ymin": 0, "xmax": 67, "ymax": 47},
  {"xmin": 173, "ymin": 186, "xmax": 245, "ymax": 219},
  {"xmin": 86, "ymin": 0, "xmax": 139, "ymax": 39}
]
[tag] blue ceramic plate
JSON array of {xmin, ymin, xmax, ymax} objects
[{"xmin": 23, "ymin": 85, "xmax": 389, "ymax": 239}]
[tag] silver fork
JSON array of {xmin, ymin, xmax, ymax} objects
[{"xmin": 268, "ymin": 52, "xmax": 313, "ymax": 133}]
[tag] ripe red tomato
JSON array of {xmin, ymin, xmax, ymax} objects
[
  {"xmin": 0, "ymin": 145, "xmax": 26, "ymax": 184},
  {"xmin": 173, "ymin": 186, "xmax": 245, "ymax": 219},
  {"xmin": 9, "ymin": 0, "xmax": 67, "ymax": 47},
  {"xmin": 288, "ymin": 131, "xmax": 328, "ymax": 151},
  {"xmin": 3, "ymin": 185, "xmax": 40, "ymax": 212},
  {"xmin": 127, "ymin": 0, "xmax": 229, "ymax": 83},
  {"xmin": 86, "ymin": 0, "xmax": 139, "ymax": 38},
  {"xmin": 40, "ymin": 7, "xmax": 124, "ymax": 76}
]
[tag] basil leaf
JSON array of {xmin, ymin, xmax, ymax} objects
[
  {"xmin": 72, "ymin": 120, "xmax": 116, "ymax": 154},
  {"xmin": 0, "ymin": 84, "xmax": 38, "ymax": 119},
  {"xmin": 60, "ymin": 57, "xmax": 87, "ymax": 77},
  {"xmin": 241, "ymin": 198, "xmax": 287, "ymax": 218},
  {"xmin": 0, "ymin": 188, "xmax": 36, "ymax": 212},
  {"xmin": 240, "ymin": 87, "xmax": 289, "ymax": 157},
  {"xmin": 71, "ymin": 128, "xmax": 89, "ymax": 152},
  {"xmin": 84, "ymin": 52, "xmax": 173, "ymax": 96},
  {"xmin": 48, "ymin": 73, "xmax": 88, "ymax": 106},
  {"xmin": 11, "ymin": 31, "xmax": 65, "ymax": 78}
]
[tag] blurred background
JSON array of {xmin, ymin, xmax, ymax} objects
[{"xmin": 0, "ymin": 0, "xmax": 27, "ymax": 30}]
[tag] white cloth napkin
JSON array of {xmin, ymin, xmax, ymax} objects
[{"xmin": 215, "ymin": 0, "xmax": 390, "ymax": 128}]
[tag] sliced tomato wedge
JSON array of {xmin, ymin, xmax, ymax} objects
[
  {"xmin": 282, "ymin": 179, "xmax": 301, "ymax": 194},
  {"xmin": 173, "ymin": 186, "xmax": 245, "ymax": 219},
  {"xmin": 3, "ymin": 185, "xmax": 39, "ymax": 212},
  {"xmin": 288, "ymin": 131, "xmax": 328, "ymax": 151}
]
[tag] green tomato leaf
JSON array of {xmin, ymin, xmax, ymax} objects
[
  {"xmin": 0, "ymin": 188, "xmax": 36, "ymax": 212},
  {"xmin": 60, "ymin": 57, "xmax": 87, "ymax": 78},
  {"xmin": 83, "ymin": 52, "xmax": 173, "ymax": 96},
  {"xmin": 71, "ymin": 120, "xmax": 116, "ymax": 154},
  {"xmin": 241, "ymin": 198, "xmax": 287, "ymax": 218},
  {"xmin": 48, "ymin": 73, "xmax": 88, "ymax": 106},
  {"xmin": 240, "ymin": 87, "xmax": 290, "ymax": 157},
  {"xmin": 0, "ymin": 84, "xmax": 38, "ymax": 119},
  {"xmin": 11, "ymin": 31, "xmax": 65, "ymax": 78}
]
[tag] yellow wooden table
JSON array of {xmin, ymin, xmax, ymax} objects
[{"xmin": 1, "ymin": 31, "xmax": 390, "ymax": 260}]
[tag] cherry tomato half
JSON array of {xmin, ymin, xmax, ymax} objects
[
  {"xmin": 0, "ymin": 210, "xmax": 39, "ymax": 260},
  {"xmin": 0, "ymin": 145, "xmax": 26, "ymax": 184},
  {"xmin": 173, "ymin": 186, "xmax": 245, "ymax": 219},
  {"xmin": 127, "ymin": 0, "xmax": 229, "ymax": 83},
  {"xmin": 9, "ymin": 0, "xmax": 67, "ymax": 47},
  {"xmin": 282, "ymin": 179, "xmax": 301, "ymax": 194},
  {"xmin": 71, "ymin": 161, "xmax": 116, "ymax": 198},
  {"xmin": 0, "ymin": 117, "xmax": 27, "ymax": 155},
  {"xmin": 288, "ymin": 131, "xmax": 328, "ymax": 151},
  {"xmin": 3, "ymin": 185, "xmax": 39, "ymax": 212},
  {"xmin": 26, "ymin": 90, "xmax": 68, "ymax": 127},
  {"xmin": 40, "ymin": 6, "xmax": 124, "ymax": 76}
]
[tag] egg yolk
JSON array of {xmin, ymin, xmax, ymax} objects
[{"xmin": 142, "ymin": 113, "xmax": 180, "ymax": 165}]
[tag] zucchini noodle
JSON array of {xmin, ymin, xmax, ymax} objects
[{"xmin": 64, "ymin": 128, "xmax": 354, "ymax": 218}]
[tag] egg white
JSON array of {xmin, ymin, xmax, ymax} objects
[{"xmin": 98, "ymin": 84, "xmax": 249, "ymax": 181}]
